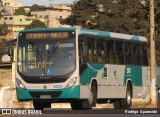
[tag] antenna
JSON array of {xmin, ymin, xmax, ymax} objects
[{"xmin": 49, "ymin": 0, "xmax": 54, "ymax": 7}]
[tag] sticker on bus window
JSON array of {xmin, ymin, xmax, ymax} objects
[
  {"xmin": 103, "ymin": 67, "xmax": 107, "ymax": 79},
  {"xmin": 114, "ymin": 70, "xmax": 117, "ymax": 80},
  {"xmin": 46, "ymin": 68, "xmax": 52, "ymax": 75}
]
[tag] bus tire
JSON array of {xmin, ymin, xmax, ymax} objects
[
  {"xmin": 71, "ymin": 82, "xmax": 97, "ymax": 110},
  {"xmin": 113, "ymin": 100, "xmax": 121, "ymax": 109},
  {"xmin": 33, "ymin": 100, "xmax": 51, "ymax": 110},
  {"xmin": 81, "ymin": 82, "xmax": 97, "ymax": 109},
  {"xmin": 121, "ymin": 85, "xmax": 132, "ymax": 109}
]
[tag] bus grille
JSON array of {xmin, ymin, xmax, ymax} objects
[{"xmin": 29, "ymin": 91, "xmax": 62, "ymax": 98}]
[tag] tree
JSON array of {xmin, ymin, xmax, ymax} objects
[
  {"xmin": 25, "ymin": 19, "xmax": 47, "ymax": 29},
  {"xmin": 0, "ymin": 22, "xmax": 8, "ymax": 36},
  {"xmin": 0, "ymin": 38, "xmax": 9, "ymax": 62},
  {"xmin": 61, "ymin": 0, "xmax": 149, "ymax": 35},
  {"xmin": 31, "ymin": 4, "xmax": 47, "ymax": 11},
  {"xmin": 154, "ymin": 0, "xmax": 160, "ymax": 66},
  {"xmin": 14, "ymin": 7, "xmax": 27, "ymax": 15}
]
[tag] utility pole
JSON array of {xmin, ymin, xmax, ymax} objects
[{"xmin": 150, "ymin": 0, "xmax": 157, "ymax": 107}]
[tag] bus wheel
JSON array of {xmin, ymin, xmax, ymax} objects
[
  {"xmin": 81, "ymin": 82, "xmax": 97, "ymax": 109},
  {"xmin": 33, "ymin": 100, "xmax": 51, "ymax": 110},
  {"xmin": 71, "ymin": 82, "xmax": 97, "ymax": 110},
  {"xmin": 113, "ymin": 100, "xmax": 121, "ymax": 109},
  {"xmin": 121, "ymin": 85, "xmax": 132, "ymax": 109}
]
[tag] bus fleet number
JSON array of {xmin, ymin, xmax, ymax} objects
[{"xmin": 53, "ymin": 84, "xmax": 63, "ymax": 89}]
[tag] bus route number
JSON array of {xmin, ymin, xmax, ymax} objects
[
  {"xmin": 127, "ymin": 68, "xmax": 131, "ymax": 74},
  {"xmin": 53, "ymin": 84, "xmax": 63, "ymax": 89}
]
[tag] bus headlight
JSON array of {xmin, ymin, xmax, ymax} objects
[
  {"xmin": 16, "ymin": 78, "xmax": 26, "ymax": 89},
  {"xmin": 66, "ymin": 77, "xmax": 78, "ymax": 88}
]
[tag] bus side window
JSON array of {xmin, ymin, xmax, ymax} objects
[
  {"xmin": 79, "ymin": 40, "xmax": 88, "ymax": 65},
  {"xmin": 141, "ymin": 43, "xmax": 148, "ymax": 66},
  {"xmin": 88, "ymin": 38, "xmax": 96, "ymax": 62},
  {"xmin": 106, "ymin": 40, "xmax": 115, "ymax": 64},
  {"xmin": 124, "ymin": 42, "xmax": 133, "ymax": 65},
  {"xmin": 97, "ymin": 38, "xmax": 105, "ymax": 63},
  {"xmin": 115, "ymin": 40, "xmax": 124, "ymax": 64},
  {"xmin": 133, "ymin": 42, "xmax": 141, "ymax": 65}
]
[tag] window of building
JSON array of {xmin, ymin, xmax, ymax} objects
[
  {"xmin": 4, "ymin": 17, "xmax": 8, "ymax": 20},
  {"xmin": 9, "ymin": 17, "xmax": 13, "ymax": 20},
  {"xmin": 59, "ymin": 16, "xmax": 62, "ymax": 20}
]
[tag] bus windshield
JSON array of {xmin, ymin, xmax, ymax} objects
[{"xmin": 17, "ymin": 41, "xmax": 76, "ymax": 77}]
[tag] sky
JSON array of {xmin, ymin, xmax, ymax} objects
[{"xmin": 14, "ymin": 0, "xmax": 76, "ymax": 6}]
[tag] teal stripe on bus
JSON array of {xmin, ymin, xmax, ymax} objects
[
  {"xmin": 81, "ymin": 29, "xmax": 110, "ymax": 38},
  {"xmin": 124, "ymin": 65, "xmax": 142, "ymax": 86},
  {"xmin": 16, "ymin": 85, "xmax": 80, "ymax": 100},
  {"xmin": 131, "ymin": 36, "xmax": 140, "ymax": 41},
  {"xmin": 80, "ymin": 63, "xmax": 105, "ymax": 85}
]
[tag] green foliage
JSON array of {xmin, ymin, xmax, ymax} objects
[
  {"xmin": 31, "ymin": 4, "xmax": 47, "ymax": 11},
  {"xmin": 62, "ymin": 0, "xmax": 149, "ymax": 35},
  {"xmin": 25, "ymin": 19, "xmax": 47, "ymax": 29},
  {"xmin": 14, "ymin": 7, "xmax": 27, "ymax": 15},
  {"xmin": 0, "ymin": 38, "xmax": 9, "ymax": 62},
  {"xmin": 0, "ymin": 22, "xmax": 8, "ymax": 36}
]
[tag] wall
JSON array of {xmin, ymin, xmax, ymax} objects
[{"xmin": 0, "ymin": 67, "xmax": 12, "ymax": 87}]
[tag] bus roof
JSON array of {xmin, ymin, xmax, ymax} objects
[
  {"xmin": 80, "ymin": 29, "xmax": 147, "ymax": 42},
  {"xmin": 19, "ymin": 27, "xmax": 147, "ymax": 42}
]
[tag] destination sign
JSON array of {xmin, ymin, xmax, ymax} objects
[{"xmin": 25, "ymin": 32, "xmax": 72, "ymax": 39}]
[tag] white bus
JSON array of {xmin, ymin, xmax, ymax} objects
[{"xmin": 15, "ymin": 28, "xmax": 149, "ymax": 109}]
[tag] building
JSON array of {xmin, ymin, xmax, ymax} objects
[
  {"xmin": 1, "ymin": 0, "xmax": 23, "ymax": 7},
  {"xmin": 1, "ymin": 0, "xmax": 23, "ymax": 15},
  {"xmin": 31, "ymin": 4, "xmax": 72, "ymax": 28},
  {"xmin": 0, "ymin": 15, "xmax": 45, "ymax": 38},
  {"xmin": 52, "ymin": 4, "xmax": 72, "ymax": 10}
]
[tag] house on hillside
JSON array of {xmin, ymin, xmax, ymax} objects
[
  {"xmin": 31, "ymin": 4, "xmax": 72, "ymax": 28},
  {"xmin": 1, "ymin": 0, "xmax": 23, "ymax": 15},
  {"xmin": 0, "ymin": 15, "xmax": 45, "ymax": 38}
]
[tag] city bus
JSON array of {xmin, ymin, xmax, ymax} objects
[{"xmin": 15, "ymin": 27, "xmax": 149, "ymax": 110}]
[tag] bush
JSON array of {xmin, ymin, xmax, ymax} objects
[{"xmin": 0, "ymin": 38, "xmax": 9, "ymax": 62}]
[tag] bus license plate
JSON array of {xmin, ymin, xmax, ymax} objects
[{"xmin": 40, "ymin": 95, "xmax": 51, "ymax": 99}]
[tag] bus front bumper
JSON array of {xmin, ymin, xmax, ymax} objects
[{"xmin": 16, "ymin": 85, "xmax": 80, "ymax": 101}]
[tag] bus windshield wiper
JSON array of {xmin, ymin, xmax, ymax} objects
[{"xmin": 53, "ymin": 41, "xmax": 61, "ymax": 53}]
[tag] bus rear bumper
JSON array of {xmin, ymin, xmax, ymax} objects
[{"xmin": 16, "ymin": 85, "xmax": 80, "ymax": 101}]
